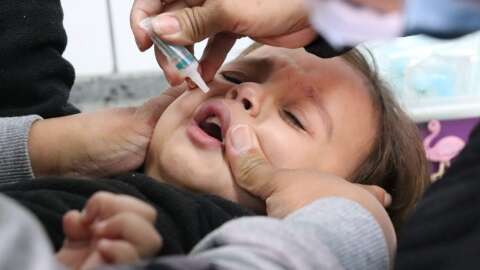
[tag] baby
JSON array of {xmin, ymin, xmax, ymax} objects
[
  {"xmin": 4, "ymin": 44, "xmax": 429, "ymax": 268},
  {"xmin": 144, "ymin": 43, "xmax": 429, "ymax": 228}
]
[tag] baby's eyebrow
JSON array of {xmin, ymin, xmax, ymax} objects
[
  {"xmin": 305, "ymin": 86, "xmax": 333, "ymax": 140},
  {"xmin": 229, "ymin": 58, "xmax": 275, "ymax": 77}
]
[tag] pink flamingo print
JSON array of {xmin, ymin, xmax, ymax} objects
[{"xmin": 424, "ymin": 120, "xmax": 466, "ymax": 182}]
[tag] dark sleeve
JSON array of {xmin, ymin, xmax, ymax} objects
[
  {"xmin": 304, "ymin": 36, "xmax": 352, "ymax": 59},
  {"xmin": 114, "ymin": 174, "xmax": 254, "ymax": 255},
  {"xmin": 0, "ymin": 174, "xmax": 253, "ymax": 255},
  {"xmin": 396, "ymin": 123, "xmax": 480, "ymax": 270},
  {"xmin": 0, "ymin": 177, "xmax": 141, "ymax": 250},
  {"xmin": 0, "ymin": 0, "xmax": 79, "ymax": 118}
]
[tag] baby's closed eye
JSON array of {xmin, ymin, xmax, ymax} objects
[
  {"xmin": 221, "ymin": 72, "xmax": 244, "ymax": 84},
  {"xmin": 281, "ymin": 109, "xmax": 305, "ymax": 130}
]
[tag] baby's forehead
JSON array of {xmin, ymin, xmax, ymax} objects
[
  {"xmin": 241, "ymin": 46, "xmax": 308, "ymax": 68},
  {"xmin": 223, "ymin": 46, "xmax": 317, "ymax": 79},
  {"xmin": 226, "ymin": 45, "xmax": 366, "ymax": 85}
]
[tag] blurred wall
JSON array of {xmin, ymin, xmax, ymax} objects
[{"xmin": 61, "ymin": 0, "xmax": 253, "ymax": 77}]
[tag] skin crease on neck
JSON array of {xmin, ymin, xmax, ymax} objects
[{"xmin": 144, "ymin": 46, "xmax": 378, "ymax": 213}]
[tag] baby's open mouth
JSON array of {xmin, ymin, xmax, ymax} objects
[
  {"xmin": 199, "ymin": 116, "xmax": 223, "ymax": 142},
  {"xmin": 192, "ymin": 100, "xmax": 231, "ymax": 146}
]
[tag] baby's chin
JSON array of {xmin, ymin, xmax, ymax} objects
[{"xmin": 145, "ymin": 146, "xmax": 265, "ymax": 213}]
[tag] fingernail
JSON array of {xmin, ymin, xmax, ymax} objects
[
  {"xmin": 135, "ymin": 38, "xmax": 144, "ymax": 51},
  {"xmin": 153, "ymin": 15, "xmax": 181, "ymax": 35},
  {"xmin": 186, "ymin": 78, "xmax": 196, "ymax": 90},
  {"xmin": 230, "ymin": 125, "xmax": 253, "ymax": 153},
  {"xmin": 384, "ymin": 193, "xmax": 392, "ymax": 207},
  {"xmin": 80, "ymin": 209, "xmax": 90, "ymax": 223}
]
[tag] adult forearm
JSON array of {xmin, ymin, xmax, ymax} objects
[
  {"xmin": 27, "ymin": 116, "xmax": 77, "ymax": 177},
  {"xmin": 0, "ymin": 115, "xmax": 82, "ymax": 180},
  {"xmin": 189, "ymin": 198, "xmax": 389, "ymax": 270},
  {"xmin": 119, "ymin": 198, "xmax": 390, "ymax": 270},
  {"xmin": 28, "ymin": 100, "xmax": 173, "ymax": 179}
]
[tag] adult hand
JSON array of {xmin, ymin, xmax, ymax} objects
[
  {"xmin": 130, "ymin": 0, "xmax": 317, "ymax": 85},
  {"xmin": 28, "ymin": 85, "xmax": 185, "ymax": 178},
  {"xmin": 224, "ymin": 125, "xmax": 396, "ymax": 254}
]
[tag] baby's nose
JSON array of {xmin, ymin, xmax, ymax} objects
[{"xmin": 226, "ymin": 84, "xmax": 262, "ymax": 117}]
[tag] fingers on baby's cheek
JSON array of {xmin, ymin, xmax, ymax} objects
[
  {"xmin": 359, "ymin": 185, "xmax": 390, "ymax": 207},
  {"xmin": 370, "ymin": 186, "xmax": 388, "ymax": 206}
]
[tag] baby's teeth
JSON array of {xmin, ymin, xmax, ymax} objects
[{"xmin": 205, "ymin": 116, "xmax": 221, "ymax": 126}]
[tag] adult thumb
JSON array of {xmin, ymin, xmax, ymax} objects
[
  {"xmin": 225, "ymin": 125, "xmax": 276, "ymax": 200},
  {"xmin": 151, "ymin": 4, "xmax": 224, "ymax": 45}
]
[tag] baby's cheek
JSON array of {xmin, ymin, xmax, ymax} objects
[
  {"xmin": 273, "ymin": 150, "xmax": 313, "ymax": 169},
  {"xmin": 258, "ymin": 128, "xmax": 313, "ymax": 169},
  {"xmin": 146, "ymin": 126, "xmax": 162, "ymax": 158}
]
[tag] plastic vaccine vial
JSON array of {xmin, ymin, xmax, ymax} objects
[{"xmin": 140, "ymin": 18, "xmax": 210, "ymax": 93}]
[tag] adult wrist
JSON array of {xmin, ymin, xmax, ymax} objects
[{"xmin": 28, "ymin": 116, "xmax": 78, "ymax": 177}]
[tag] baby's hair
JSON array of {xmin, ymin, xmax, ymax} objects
[
  {"xmin": 341, "ymin": 49, "xmax": 429, "ymax": 231},
  {"xmin": 241, "ymin": 43, "xmax": 430, "ymax": 231}
]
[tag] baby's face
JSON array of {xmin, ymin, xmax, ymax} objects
[{"xmin": 145, "ymin": 46, "xmax": 378, "ymax": 210}]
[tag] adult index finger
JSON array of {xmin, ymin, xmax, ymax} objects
[{"xmin": 131, "ymin": 0, "xmax": 165, "ymax": 51}]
